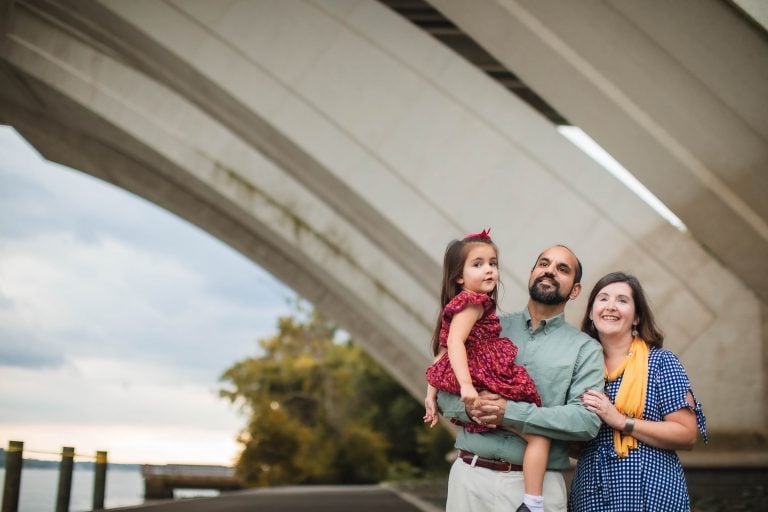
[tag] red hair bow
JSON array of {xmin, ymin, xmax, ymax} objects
[{"xmin": 464, "ymin": 228, "xmax": 491, "ymax": 240}]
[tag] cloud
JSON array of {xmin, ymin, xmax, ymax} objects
[
  {"xmin": 0, "ymin": 230, "xmax": 292, "ymax": 378},
  {"xmin": 0, "ymin": 358, "xmax": 246, "ymax": 464},
  {"xmin": 0, "ymin": 358, "xmax": 241, "ymax": 427},
  {"xmin": 0, "ymin": 422, "xmax": 241, "ymax": 465},
  {"xmin": 0, "ymin": 126, "xmax": 296, "ymax": 378},
  {"xmin": 0, "ymin": 126, "xmax": 295, "ymax": 463},
  {"xmin": 0, "ymin": 328, "xmax": 65, "ymax": 368}
]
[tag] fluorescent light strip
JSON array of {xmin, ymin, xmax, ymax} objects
[{"xmin": 558, "ymin": 126, "xmax": 687, "ymax": 232}]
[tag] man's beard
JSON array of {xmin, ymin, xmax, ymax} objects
[{"xmin": 529, "ymin": 277, "xmax": 570, "ymax": 305}]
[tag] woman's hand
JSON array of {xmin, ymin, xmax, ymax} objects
[{"xmin": 580, "ymin": 388, "xmax": 625, "ymax": 431}]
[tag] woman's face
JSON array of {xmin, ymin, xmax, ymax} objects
[{"xmin": 590, "ymin": 281, "xmax": 638, "ymax": 340}]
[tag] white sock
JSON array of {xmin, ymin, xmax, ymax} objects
[{"xmin": 523, "ymin": 494, "xmax": 544, "ymax": 512}]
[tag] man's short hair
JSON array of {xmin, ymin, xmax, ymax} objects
[{"xmin": 534, "ymin": 245, "xmax": 583, "ymax": 284}]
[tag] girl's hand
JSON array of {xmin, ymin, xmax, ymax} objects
[
  {"xmin": 424, "ymin": 396, "xmax": 440, "ymax": 428},
  {"xmin": 423, "ymin": 410, "xmax": 440, "ymax": 427},
  {"xmin": 460, "ymin": 383, "xmax": 480, "ymax": 411},
  {"xmin": 581, "ymin": 388, "xmax": 624, "ymax": 430}
]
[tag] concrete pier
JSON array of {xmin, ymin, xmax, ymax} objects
[{"xmin": 141, "ymin": 465, "xmax": 242, "ymax": 500}]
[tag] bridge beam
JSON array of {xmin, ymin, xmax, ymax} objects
[
  {"xmin": 0, "ymin": 0, "xmax": 765, "ymax": 437},
  {"xmin": 428, "ymin": 0, "xmax": 768, "ymax": 304}
]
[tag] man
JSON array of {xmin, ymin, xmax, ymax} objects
[{"xmin": 438, "ymin": 245, "xmax": 604, "ymax": 512}]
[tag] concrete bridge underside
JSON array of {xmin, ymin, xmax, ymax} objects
[{"xmin": 0, "ymin": 0, "xmax": 766, "ymax": 446}]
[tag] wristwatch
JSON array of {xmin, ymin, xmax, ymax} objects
[{"xmin": 622, "ymin": 416, "xmax": 635, "ymax": 434}]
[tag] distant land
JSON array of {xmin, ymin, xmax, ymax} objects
[{"xmin": 0, "ymin": 448, "xmax": 140, "ymax": 471}]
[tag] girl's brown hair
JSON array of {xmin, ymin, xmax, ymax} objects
[{"xmin": 430, "ymin": 236, "xmax": 498, "ymax": 355}]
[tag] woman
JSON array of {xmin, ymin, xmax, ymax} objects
[{"xmin": 569, "ymin": 272, "xmax": 707, "ymax": 511}]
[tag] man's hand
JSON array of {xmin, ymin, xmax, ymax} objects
[{"xmin": 468, "ymin": 390, "xmax": 506, "ymax": 427}]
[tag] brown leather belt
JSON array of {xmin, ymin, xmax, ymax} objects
[{"xmin": 458, "ymin": 449, "xmax": 523, "ymax": 472}]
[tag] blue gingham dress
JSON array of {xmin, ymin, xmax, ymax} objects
[{"xmin": 569, "ymin": 347, "xmax": 707, "ymax": 512}]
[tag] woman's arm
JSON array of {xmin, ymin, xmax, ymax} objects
[
  {"xmin": 625, "ymin": 392, "xmax": 698, "ymax": 450},
  {"xmin": 582, "ymin": 389, "xmax": 699, "ymax": 450}
]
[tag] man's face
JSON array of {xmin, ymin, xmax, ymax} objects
[{"xmin": 528, "ymin": 246, "xmax": 580, "ymax": 305}]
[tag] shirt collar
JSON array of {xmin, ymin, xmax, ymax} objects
[{"xmin": 523, "ymin": 307, "xmax": 566, "ymax": 335}]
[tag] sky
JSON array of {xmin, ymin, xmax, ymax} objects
[{"xmin": 0, "ymin": 126, "xmax": 296, "ymax": 465}]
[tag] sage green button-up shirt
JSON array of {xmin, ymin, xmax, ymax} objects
[{"xmin": 438, "ymin": 308, "xmax": 604, "ymax": 470}]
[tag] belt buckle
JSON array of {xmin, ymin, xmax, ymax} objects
[{"xmin": 492, "ymin": 458, "xmax": 513, "ymax": 472}]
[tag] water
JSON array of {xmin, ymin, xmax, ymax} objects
[
  {"xmin": 1, "ymin": 466, "xmax": 143, "ymax": 511},
  {"xmin": 0, "ymin": 467, "xmax": 222, "ymax": 511}
]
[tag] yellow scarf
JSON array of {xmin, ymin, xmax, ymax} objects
[{"xmin": 604, "ymin": 337, "xmax": 649, "ymax": 458}]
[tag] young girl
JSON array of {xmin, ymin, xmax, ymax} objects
[{"xmin": 424, "ymin": 230, "xmax": 549, "ymax": 512}]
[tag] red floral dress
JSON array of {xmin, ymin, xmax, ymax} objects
[{"xmin": 425, "ymin": 290, "xmax": 541, "ymax": 432}]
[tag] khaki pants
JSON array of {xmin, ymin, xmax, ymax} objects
[{"xmin": 446, "ymin": 458, "xmax": 567, "ymax": 512}]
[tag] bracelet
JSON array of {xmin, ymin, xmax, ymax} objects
[{"xmin": 622, "ymin": 417, "xmax": 635, "ymax": 434}]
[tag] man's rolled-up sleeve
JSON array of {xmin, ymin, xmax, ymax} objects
[{"xmin": 437, "ymin": 390, "xmax": 470, "ymax": 422}]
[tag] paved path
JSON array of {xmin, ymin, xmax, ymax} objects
[{"xmin": 107, "ymin": 485, "xmax": 441, "ymax": 512}]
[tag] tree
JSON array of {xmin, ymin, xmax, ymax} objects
[{"xmin": 220, "ymin": 306, "xmax": 453, "ymax": 486}]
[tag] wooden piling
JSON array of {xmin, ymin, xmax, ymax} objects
[
  {"xmin": 92, "ymin": 451, "xmax": 108, "ymax": 510},
  {"xmin": 1, "ymin": 441, "xmax": 23, "ymax": 512},
  {"xmin": 55, "ymin": 446, "xmax": 75, "ymax": 512}
]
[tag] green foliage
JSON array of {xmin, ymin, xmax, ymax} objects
[
  {"xmin": 235, "ymin": 398, "xmax": 310, "ymax": 486},
  {"xmin": 220, "ymin": 306, "xmax": 454, "ymax": 486},
  {"xmin": 335, "ymin": 424, "xmax": 389, "ymax": 483}
]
